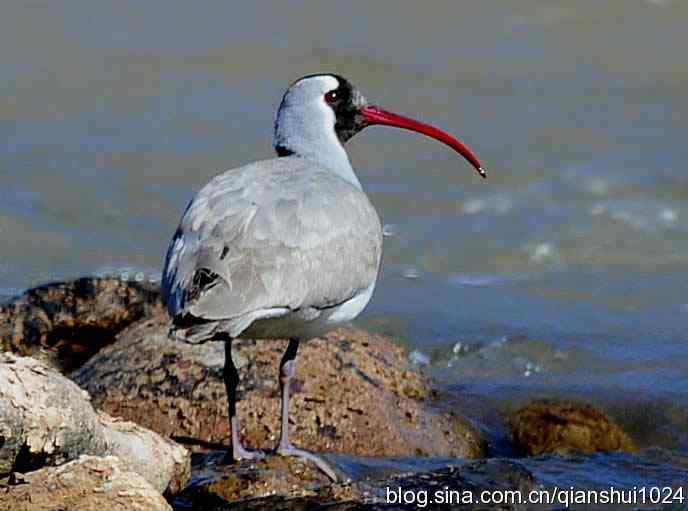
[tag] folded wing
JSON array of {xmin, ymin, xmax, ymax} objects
[{"xmin": 162, "ymin": 157, "xmax": 382, "ymax": 333}]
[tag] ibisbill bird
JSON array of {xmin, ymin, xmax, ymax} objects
[{"xmin": 161, "ymin": 73, "xmax": 485, "ymax": 480}]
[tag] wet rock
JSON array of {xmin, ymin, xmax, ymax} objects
[
  {"xmin": 0, "ymin": 277, "xmax": 163, "ymax": 372},
  {"xmin": 508, "ymin": 399, "xmax": 636, "ymax": 456},
  {"xmin": 74, "ymin": 313, "xmax": 487, "ymax": 460},
  {"xmin": 173, "ymin": 457, "xmax": 536, "ymax": 510},
  {"xmin": 176, "ymin": 453, "xmax": 360, "ymax": 506},
  {"xmin": 0, "ymin": 455, "xmax": 171, "ymax": 511},
  {"xmin": 356, "ymin": 459, "xmax": 537, "ymax": 511},
  {"xmin": 0, "ymin": 353, "xmax": 189, "ymax": 494}
]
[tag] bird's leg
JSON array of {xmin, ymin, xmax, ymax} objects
[
  {"xmin": 276, "ymin": 338, "xmax": 339, "ymax": 481},
  {"xmin": 223, "ymin": 338, "xmax": 264, "ymax": 461},
  {"xmin": 277, "ymin": 337, "xmax": 299, "ymax": 452}
]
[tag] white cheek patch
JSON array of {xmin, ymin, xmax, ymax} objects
[
  {"xmin": 320, "ymin": 99, "xmax": 341, "ymax": 147},
  {"xmin": 310, "ymin": 75, "xmax": 343, "ymax": 147}
]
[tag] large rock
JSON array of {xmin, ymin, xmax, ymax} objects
[
  {"xmin": 0, "ymin": 353, "xmax": 108, "ymax": 475},
  {"xmin": 0, "ymin": 353, "xmax": 189, "ymax": 494},
  {"xmin": 0, "ymin": 455, "xmax": 171, "ymax": 511},
  {"xmin": 0, "ymin": 277, "xmax": 162, "ymax": 372},
  {"xmin": 508, "ymin": 399, "xmax": 637, "ymax": 456},
  {"xmin": 74, "ymin": 313, "xmax": 487, "ymax": 460}
]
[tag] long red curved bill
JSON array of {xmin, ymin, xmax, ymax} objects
[{"xmin": 360, "ymin": 105, "xmax": 486, "ymax": 178}]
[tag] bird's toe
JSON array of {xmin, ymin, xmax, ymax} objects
[{"xmin": 276, "ymin": 445, "xmax": 340, "ymax": 482}]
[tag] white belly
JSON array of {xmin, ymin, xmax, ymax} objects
[{"xmin": 240, "ymin": 281, "xmax": 376, "ymax": 340}]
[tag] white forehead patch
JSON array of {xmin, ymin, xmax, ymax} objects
[
  {"xmin": 284, "ymin": 75, "xmax": 340, "ymax": 107},
  {"xmin": 302, "ymin": 75, "xmax": 339, "ymax": 94}
]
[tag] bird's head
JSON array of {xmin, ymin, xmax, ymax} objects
[{"xmin": 274, "ymin": 73, "xmax": 485, "ymax": 178}]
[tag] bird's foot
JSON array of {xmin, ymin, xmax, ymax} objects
[
  {"xmin": 224, "ymin": 443, "xmax": 267, "ymax": 463},
  {"xmin": 276, "ymin": 442, "xmax": 339, "ymax": 482}
]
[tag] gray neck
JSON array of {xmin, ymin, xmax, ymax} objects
[{"xmin": 273, "ymin": 104, "xmax": 362, "ymax": 189}]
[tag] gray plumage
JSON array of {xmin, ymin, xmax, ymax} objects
[
  {"xmin": 162, "ymin": 155, "xmax": 382, "ymax": 342},
  {"xmin": 162, "ymin": 75, "xmax": 384, "ymax": 346}
]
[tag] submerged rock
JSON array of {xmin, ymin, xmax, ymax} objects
[
  {"xmin": 0, "ymin": 277, "xmax": 162, "ymax": 373},
  {"xmin": 508, "ymin": 399, "xmax": 636, "ymax": 456},
  {"xmin": 74, "ymin": 313, "xmax": 487, "ymax": 462},
  {"xmin": 0, "ymin": 455, "xmax": 171, "ymax": 511},
  {"xmin": 0, "ymin": 353, "xmax": 189, "ymax": 494}
]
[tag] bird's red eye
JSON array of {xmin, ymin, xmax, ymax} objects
[{"xmin": 324, "ymin": 90, "xmax": 338, "ymax": 104}]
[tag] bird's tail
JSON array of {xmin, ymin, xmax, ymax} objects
[{"xmin": 168, "ymin": 315, "xmax": 219, "ymax": 344}]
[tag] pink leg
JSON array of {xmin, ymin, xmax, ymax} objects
[{"xmin": 276, "ymin": 338, "xmax": 338, "ymax": 481}]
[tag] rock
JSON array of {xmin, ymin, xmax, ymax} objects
[
  {"xmin": 74, "ymin": 313, "xmax": 487, "ymax": 460},
  {"xmin": 0, "ymin": 455, "xmax": 171, "ymax": 511},
  {"xmin": 173, "ymin": 457, "xmax": 536, "ymax": 510},
  {"xmin": 508, "ymin": 399, "xmax": 637, "ymax": 456},
  {"xmin": 355, "ymin": 459, "xmax": 537, "ymax": 511},
  {"xmin": 0, "ymin": 277, "xmax": 163, "ymax": 373},
  {"xmin": 100, "ymin": 414, "xmax": 190, "ymax": 495},
  {"xmin": 0, "ymin": 353, "xmax": 189, "ymax": 494},
  {"xmin": 175, "ymin": 454, "xmax": 360, "ymax": 506},
  {"xmin": 0, "ymin": 353, "xmax": 108, "ymax": 475}
]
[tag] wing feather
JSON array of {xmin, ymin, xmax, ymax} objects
[{"xmin": 162, "ymin": 157, "xmax": 382, "ymax": 328}]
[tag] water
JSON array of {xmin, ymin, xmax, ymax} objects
[{"xmin": 2, "ymin": 0, "xmax": 687, "ymax": 489}]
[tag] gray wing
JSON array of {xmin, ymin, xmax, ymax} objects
[{"xmin": 162, "ymin": 157, "xmax": 382, "ymax": 331}]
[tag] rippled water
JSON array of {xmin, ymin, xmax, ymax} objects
[{"xmin": 2, "ymin": 0, "xmax": 687, "ymax": 489}]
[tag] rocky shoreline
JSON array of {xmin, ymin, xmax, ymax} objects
[{"xmin": 0, "ymin": 277, "xmax": 647, "ymax": 509}]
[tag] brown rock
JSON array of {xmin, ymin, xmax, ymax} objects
[
  {"xmin": 0, "ymin": 353, "xmax": 189, "ymax": 494},
  {"xmin": 509, "ymin": 399, "xmax": 637, "ymax": 456},
  {"xmin": 74, "ymin": 313, "xmax": 486, "ymax": 460},
  {"xmin": 178, "ymin": 454, "xmax": 361, "ymax": 505},
  {"xmin": 0, "ymin": 277, "xmax": 163, "ymax": 373},
  {"xmin": 0, "ymin": 455, "xmax": 171, "ymax": 511}
]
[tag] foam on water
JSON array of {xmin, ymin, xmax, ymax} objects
[
  {"xmin": 452, "ymin": 274, "xmax": 504, "ymax": 286},
  {"xmin": 461, "ymin": 192, "xmax": 514, "ymax": 215},
  {"xmin": 526, "ymin": 242, "xmax": 563, "ymax": 265},
  {"xmin": 589, "ymin": 200, "xmax": 679, "ymax": 232},
  {"xmin": 96, "ymin": 265, "xmax": 162, "ymax": 284}
]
